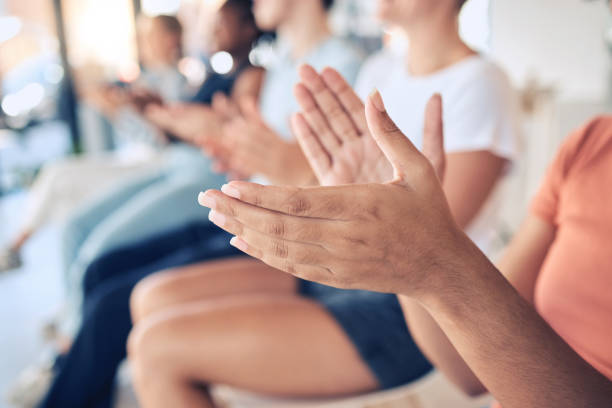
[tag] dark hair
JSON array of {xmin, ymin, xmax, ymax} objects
[
  {"xmin": 151, "ymin": 15, "xmax": 183, "ymax": 38},
  {"xmin": 150, "ymin": 15, "xmax": 183, "ymax": 58},
  {"xmin": 222, "ymin": 0, "xmax": 256, "ymax": 25},
  {"xmin": 457, "ymin": 0, "xmax": 469, "ymax": 9},
  {"xmin": 221, "ymin": 0, "xmax": 265, "ymax": 39},
  {"xmin": 322, "ymin": 0, "xmax": 335, "ymax": 10}
]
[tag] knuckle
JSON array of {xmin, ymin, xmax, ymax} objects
[
  {"xmin": 223, "ymin": 201, "xmax": 238, "ymax": 218},
  {"xmin": 284, "ymin": 192, "xmax": 311, "ymax": 215},
  {"xmin": 271, "ymin": 240, "xmax": 289, "ymax": 258},
  {"xmin": 267, "ymin": 220, "xmax": 286, "ymax": 237}
]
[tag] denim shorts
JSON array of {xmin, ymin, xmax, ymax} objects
[{"xmin": 298, "ymin": 280, "xmax": 432, "ymax": 389}]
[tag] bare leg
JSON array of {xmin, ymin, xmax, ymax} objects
[
  {"xmin": 130, "ymin": 256, "xmax": 296, "ymax": 323},
  {"xmin": 128, "ymin": 295, "xmax": 379, "ymax": 408}
]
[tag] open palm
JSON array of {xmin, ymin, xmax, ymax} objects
[
  {"xmin": 293, "ymin": 65, "xmax": 392, "ymax": 185},
  {"xmin": 293, "ymin": 65, "xmax": 444, "ymax": 186}
]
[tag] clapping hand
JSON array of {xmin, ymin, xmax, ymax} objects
[
  {"xmin": 201, "ymin": 95, "xmax": 314, "ymax": 185},
  {"xmin": 198, "ymin": 90, "xmax": 462, "ymax": 296},
  {"xmin": 292, "ymin": 65, "xmax": 391, "ymax": 185}
]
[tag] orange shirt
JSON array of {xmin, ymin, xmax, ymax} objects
[{"xmin": 493, "ymin": 116, "xmax": 612, "ymax": 408}]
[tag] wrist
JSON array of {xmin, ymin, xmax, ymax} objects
[{"xmin": 405, "ymin": 228, "xmax": 498, "ymax": 312}]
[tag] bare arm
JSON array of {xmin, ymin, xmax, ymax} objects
[
  {"xmin": 401, "ymin": 214, "xmax": 556, "ymax": 396},
  {"xmin": 201, "ymin": 91, "xmax": 612, "ymax": 407},
  {"xmin": 443, "ymin": 151, "xmax": 505, "ymax": 229},
  {"xmin": 417, "ymin": 234, "xmax": 612, "ymax": 408}
]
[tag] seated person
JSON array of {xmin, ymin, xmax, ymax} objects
[
  {"xmin": 125, "ymin": 0, "xmax": 521, "ymax": 407},
  {"xmin": 0, "ymin": 14, "xmax": 188, "ymax": 273},
  {"xmin": 34, "ymin": 1, "xmax": 364, "ymax": 407},
  {"xmin": 6, "ymin": 1, "xmax": 262, "ymax": 407},
  {"xmin": 56, "ymin": 0, "xmax": 264, "ymax": 334},
  {"xmin": 203, "ymin": 88, "xmax": 612, "ymax": 408}
]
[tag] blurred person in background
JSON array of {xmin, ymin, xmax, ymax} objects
[
  {"xmin": 124, "ymin": 0, "xmax": 519, "ymax": 407},
  {"xmin": 24, "ymin": 1, "xmax": 366, "ymax": 408},
  {"xmin": 52, "ymin": 0, "xmax": 264, "ymax": 333},
  {"xmin": 5, "ymin": 2, "xmax": 263, "ymax": 407},
  {"xmin": 0, "ymin": 14, "xmax": 188, "ymax": 273}
]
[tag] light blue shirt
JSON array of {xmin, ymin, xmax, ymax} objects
[{"xmin": 259, "ymin": 36, "xmax": 364, "ymax": 141}]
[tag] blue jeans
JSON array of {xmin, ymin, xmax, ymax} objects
[
  {"xmin": 39, "ymin": 222, "xmax": 241, "ymax": 408},
  {"xmin": 59, "ymin": 145, "xmax": 226, "ymax": 333}
]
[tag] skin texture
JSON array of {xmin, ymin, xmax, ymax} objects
[
  {"xmin": 292, "ymin": 65, "xmax": 505, "ymax": 229},
  {"xmin": 200, "ymin": 91, "xmax": 454, "ymax": 294},
  {"xmin": 128, "ymin": 258, "xmax": 378, "ymax": 408},
  {"xmin": 401, "ymin": 213, "xmax": 557, "ymax": 396},
  {"xmin": 200, "ymin": 92, "xmax": 612, "ymax": 407},
  {"xmin": 198, "ymin": 95, "xmax": 314, "ymax": 185}
]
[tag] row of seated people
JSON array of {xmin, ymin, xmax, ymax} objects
[{"xmin": 5, "ymin": 0, "xmax": 612, "ymax": 407}]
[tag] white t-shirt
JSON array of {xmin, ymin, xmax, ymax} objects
[
  {"xmin": 356, "ymin": 50, "xmax": 521, "ymax": 256},
  {"xmin": 260, "ymin": 36, "xmax": 363, "ymax": 140},
  {"xmin": 252, "ymin": 36, "xmax": 363, "ymax": 184}
]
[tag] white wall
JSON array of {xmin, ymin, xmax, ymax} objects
[{"xmin": 491, "ymin": 0, "xmax": 611, "ymax": 102}]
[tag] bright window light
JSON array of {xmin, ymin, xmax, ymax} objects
[
  {"xmin": 178, "ymin": 57, "xmax": 207, "ymax": 86},
  {"xmin": 44, "ymin": 64, "xmax": 65, "ymax": 84},
  {"xmin": 0, "ymin": 16, "xmax": 22, "ymax": 44},
  {"xmin": 210, "ymin": 51, "xmax": 234, "ymax": 75},
  {"xmin": 1, "ymin": 83, "xmax": 45, "ymax": 117},
  {"xmin": 460, "ymin": 0, "xmax": 491, "ymax": 52},
  {"xmin": 141, "ymin": 0, "xmax": 181, "ymax": 16}
]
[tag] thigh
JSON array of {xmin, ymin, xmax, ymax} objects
[
  {"xmin": 130, "ymin": 294, "xmax": 380, "ymax": 397},
  {"xmin": 61, "ymin": 169, "xmax": 163, "ymax": 271},
  {"xmin": 131, "ymin": 257, "xmax": 296, "ymax": 321}
]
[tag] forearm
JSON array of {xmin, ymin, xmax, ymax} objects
[
  {"xmin": 400, "ymin": 296, "xmax": 486, "ymax": 396},
  {"xmin": 415, "ymin": 236, "xmax": 612, "ymax": 408}
]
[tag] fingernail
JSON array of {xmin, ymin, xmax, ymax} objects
[
  {"xmin": 230, "ymin": 236, "xmax": 248, "ymax": 251},
  {"xmin": 221, "ymin": 184, "xmax": 241, "ymax": 199},
  {"xmin": 369, "ymin": 89, "xmax": 385, "ymax": 112},
  {"xmin": 208, "ymin": 210, "xmax": 226, "ymax": 227},
  {"xmin": 198, "ymin": 192, "xmax": 216, "ymax": 209}
]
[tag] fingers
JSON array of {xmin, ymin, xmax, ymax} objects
[
  {"xmin": 199, "ymin": 190, "xmax": 341, "ymax": 243},
  {"xmin": 365, "ymin": 89, "xmax": 426, "ymax": 184},
  {"xmin": 207, "ymin": 208, "xmax": 329, "ymax": 265},
  {"xmin": 298, "ymin": 65, "xmax": 360, "ymax": 142},
  {"xmin": 291, "ymin": 113, "xmax": 332, "ymax": 182},
  {"xmin": 229, "ymin": 235, "xmax": 333, "ymax": 282},
  {"xmin": 320, "ymin": 67, "xmax": 368, "ymax": 133},
  {"xmin": 422, "ymin": 94, "xmax": 446, "ymax": 181},
  {"xmin": 214, "ymin": 181, "xmax": 360, "ymax": 220},
  {"xmin": 293, "ymin": 83, "xmax": 341, "ymax": 154}
]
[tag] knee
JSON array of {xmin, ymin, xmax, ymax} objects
[
  {"xmin": 127, "ymin": 317, "xmax": 159, "ymax": 385},
  {"xmin": 127, "ymin": 313, "xmax": 179, "ymax": 380},
  {"xmin": 129, "ymin": 270, "xmax": 175, "ymax": 324}
]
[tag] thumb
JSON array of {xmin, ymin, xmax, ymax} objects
[
  {"xmin": 422, "ymin": 94, "xmax": 445, "ymax": 182},
  {"xmin": 365, "ymin": 89, "xmax": 426, "ymax": 184}
]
